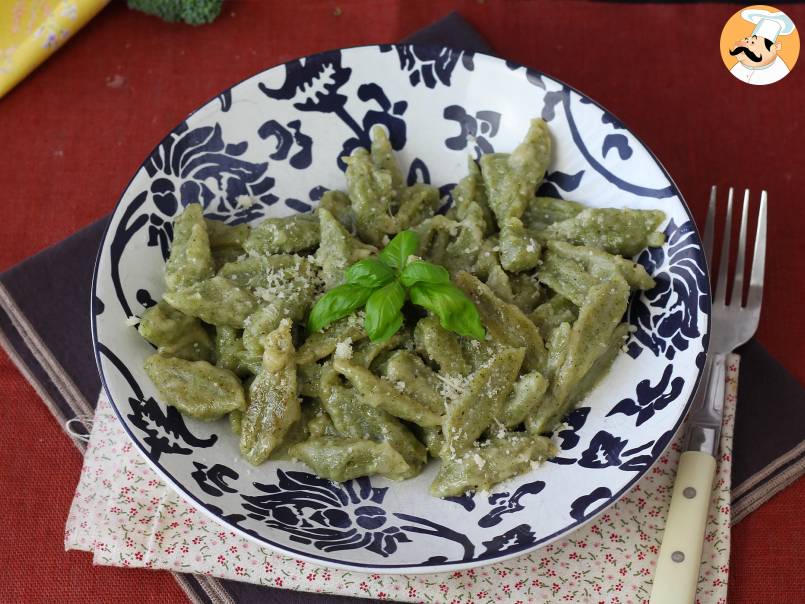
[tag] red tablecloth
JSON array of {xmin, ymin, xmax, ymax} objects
[{"xmin": 0, "ymin": 2, "xmax": 803, "ymax": 602}]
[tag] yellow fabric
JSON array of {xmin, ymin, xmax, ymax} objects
[{"xmin": 0, "ymin": 0, "xmax": 109, "ymax": 99}]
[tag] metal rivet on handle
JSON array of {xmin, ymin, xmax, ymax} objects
[
  {"xmin": 683, "ymin": 487, "xmax": 697, "ymax": 499},
  {"xmin": 671, "ymin": 551, "xmax": 685, "ymax": 563}
]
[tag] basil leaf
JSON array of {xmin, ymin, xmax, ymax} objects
[
  {"xmin": 364, "ymin": 280, "xmax": 406, "ymax": 342},
  {"xmin": 409, "ymin": 282, "xmax": 486, "ymax": 341},
  {"xmin": 307, "ymin": 283, "xmax": 374, "ymax": 333},
  {"xmin": 400, "ymin": 260, "xmax": 450, "ymax": 288},
  {"xmin": 378, "ymin": 230, "xmax": 420, "ymax": 271},
  {"xmin": 345, "ymin": 258, "xmax": 396, "ymax": 288}
]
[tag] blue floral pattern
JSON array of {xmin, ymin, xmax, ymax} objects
[
  {"xmin": 628, "ymin": 219, "xmax": 709, "ymax": 360},
  {"xmin": 380, "ymin": 45, "xmax": 474, "ymax": 88},
  {"xmin": 608, "ymin": 363, "xmax": 685, "ymax": 426},
  {"xmin": 93, "ymin": 45, "xmax": 708, "ymax": 571}
]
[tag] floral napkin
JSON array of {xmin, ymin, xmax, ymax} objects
[{"xmin": 65, "ymin": 356, "xmax": 738, "ymax": 604}]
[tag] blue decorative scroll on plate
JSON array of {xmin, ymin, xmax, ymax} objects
[{"xmin": 91, "ymin": 45, "xmax": 709, "ymax": 573}]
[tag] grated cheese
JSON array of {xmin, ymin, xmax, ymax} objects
[
  {"xmin": 125, "ymin": 316, "xmax": 140, "ymax": 327},
  {"xmin": 236, "ymin": 194, "xmax": 255, "ymax": 209},
  {"xmin": 334, "ymin": 338, "xmax": 353, "ymax": 360}
]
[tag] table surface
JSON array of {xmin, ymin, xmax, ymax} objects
[{"xmin": 0, "ymin": 1, "xmax": 803, "ymax": 602}]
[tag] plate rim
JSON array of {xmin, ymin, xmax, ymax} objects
[{"xmin": 90, "ymin": 43, "xmax": 711, "ymax": 573}]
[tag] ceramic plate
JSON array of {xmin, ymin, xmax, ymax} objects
[{"xmin": 92, "ymin": 45, "xmax": 710, "ymax": 573}]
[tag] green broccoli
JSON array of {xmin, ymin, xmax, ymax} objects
[{"xmin": 127, "ymin": 0, "xmax": 224, "ymax": 25}]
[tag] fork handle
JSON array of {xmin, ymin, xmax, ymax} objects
[{"xmin": 649, "ymin": 451, "xmax": 716, "ymax": 604}]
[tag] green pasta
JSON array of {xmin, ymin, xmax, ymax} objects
[
  {"xmin": 143, "ymin": 354, "xmax": 245, "ymax": 421},
  {"xmin": 239, "ymin": 319, "xmax": 300, "ymax": 465},
  {"xmin": 164, "ymin": 203, "xmax": 215, "ymax": 291},
  {"xmin": 140, "ymin": 119, "xmax": 667, "ymax": 498},
  {"xmin": 289, "ymin": 436, "xmax": 411, "ymax": 481},
  {"xmin": 431, "ymin": 433, "xmax": 556, "ymax": 498},
  {"xmin": 138, "ymin": 301, "xmax": 212, "ymax": 362},
  {"xmin": 441, "ymin": 347, "xmax": 524, "ymax": 457}
]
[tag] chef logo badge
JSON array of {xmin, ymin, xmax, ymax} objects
[{"xmin": 720, "ymin": 5, "xmax": 799, "ymax": 85}]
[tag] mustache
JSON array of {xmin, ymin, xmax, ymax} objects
[{"xmin": 730, "ymin": 46, "xmax": 763, "ymax": 62}]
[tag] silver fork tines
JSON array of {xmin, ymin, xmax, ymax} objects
[
  {"xmin": 687, "ymin": 187, "xmax": 767, "ymax": 454},
  {"xmin": 705, "ymin": 187, "xmax": 766, "ymax": 352}
]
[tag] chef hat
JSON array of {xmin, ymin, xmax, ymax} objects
[{"xmin": 741, "ymin": 9, "xmax": 796, "ymax": 43}]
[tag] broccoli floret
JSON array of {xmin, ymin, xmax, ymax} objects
[{"xmin": 127, "ymin": 0, "xmax": 223, "ymax": 25}]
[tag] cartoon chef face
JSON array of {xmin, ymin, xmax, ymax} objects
[{"xmin": 730, "ymin": 34, "xmax": 781, "ymax": 68}]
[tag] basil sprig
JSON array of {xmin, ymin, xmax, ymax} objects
[{"xmin": 307, "ymin": 230, "xmax": 485, "ymax": 342}]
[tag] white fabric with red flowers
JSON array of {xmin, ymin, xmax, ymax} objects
[{"xmin": 65, "ymin": 356, "xmax": 738, "ymax": 604}]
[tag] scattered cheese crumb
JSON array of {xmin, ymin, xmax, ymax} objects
[
  {"xmin": 334, "ymin": 338, "xmax": 353, "ymax": 360},
  {"xmin": 395, "ymin": 381, "xmax": 406, "ymax": 393},
  {"xmin": 435, "ymin": 373, "xmax": 467, "ymax": 401},
  {"xmin": 125, "ymin": 316, "xmax": 140, "ymax": 327},
  {"xmin": 472, "ymin": 453, "xmax": 486, "ymax": 469},
  {"xmin": 236, "ymin": 194, "xmax": 255, "ymax": 209},
  {"xmin": 526, "ymin": 243, "xmax": 536, "ymax": 253}
]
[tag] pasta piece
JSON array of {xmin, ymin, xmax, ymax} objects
[
  {"xmin": 297, "ymin": 361, "xmax": 324, "ymax": 399},
  {"xmin": 413, "ymin": 215, "xmax": 458, "ymax": 267},
  {"xmin": 219, "ymin": 254, "xmax": 320, "ymax": 315},
  {"xmin": 213, "ymin": 326, "xmax": 245, "ymax": 374},
  {"xmin": 414, "ymin": 315, "xmax": 470, "ymax": 376},
  {"xmin": 243, "ymin": 212, "xmax": 320, "ymax": 256},
  {"xmin": 163, "ymin": 275, "xmax": 258, "ymax": 328},
  {"xmin": 333, "ymin": 357, "xmax": 442, "ymax": 427},
  {"xmin": 296, "ymin": 313, "xmax": 367, "ymax": 365},
  {"xmin": 454, "ymin": 271, "xmax": 546, "ymax": 372},
  {"xmin": 343, "ymin": 147, "xmax": 399, "ymax": 244},
  {"xmin": 267, "ymin": 404, "xmax": 318, "ymax": 461},
  {"xmin": 499, "ymin": 217, "xmax": 541, "ymax": 272},
  {"xmin": 530, "ymin": 295, "xmax": 578, "ymax": 341},
  {"xmin": 143, "ymin": 354, "xmax": 245, "ymax": 421},
  {"xmin": 536, "ymin": 249, "xmax": 599, "ymax": 307},
  {"xmin": 500, "ymin": 371, "xmax": 549, "ymax": 428},
  {"xmin": 566, "ymin": 322, "xmax": 630, "ymax": 406},
  {"xmin": 527, "ymin": 277, "xmax": 629, "ymax": 434},
  {"xmin": 480, "ymin": 119, "xmax": 552, "ymax": 224},
  {"xmin": 164, "ymin": 204, "xmax": 214, "ymax": 291},
  {"xmin": 290, "ymin": 436, "xmax": 410, "ymax": 482},
  {"xmin": 322, "ymin": 383, "xmax": 426, "ymax": 478},
  {"xmin": 315, "ymin": 208, "xmax": 376, "ymax": 289},
  {"xmin": 546, "ymin": 240, "xmax": 655, "ymax": 291},
  {"xmin": 472, "ymin": 235, "xmax": 501, "ymax": 280},
  {"xmin": 418, "ymin": 426, "xmax": 445, "ymax": 459},
  {"xmin": 485, "ymin": 263, "xmax": 514, "ymax": 303},
  {"xmin": 381, "ymin": 350, "xmax": 446, "ymax": 414},
  {"xmin": 242, "ymin": 304, "xmax": 282, "ymax": 356},
  {"xmin": 544, "ymin": 321, "xmax": 572, "ymax": 381},
  {"xmin": 544, "ymin": 208, "xmax": 666, "ymax": 257},
  {"xmin": 307, "ymin": 409, "xmax": 340, "ymax": 438},
  {"xmin": 430, "ymin": 433, "xmax": 556, "ymax": 498},
  {"xmin": 317, "ymin": 190, "xmax": 355, "ymax": 231},
  {"xmin": 204, "ymin": 219, "xmax": 250, "ymax": 249},
  {"xmin": 138, "ymin": 300, "xmax": 212, "ymax": 361},
  {"xmin": 509, "ymin": 273, "xmax": 542, "ymax": 314},
  {"xmin": 521, "ymin": 196, "xmax": 583, "ymax": 231},
  {"xmin": 350, "ymin": 329, "xmax": 408, "ymax": 368},
  {"xmin": 229, "ymin": 409, "xmax": 243, "ymax": 435},
  {"xmin": 450, "ymin": 158, "xmax": 494, "ymax": 236},
  {"xmin": 212, "ymin": 246, "xmax": 244, "ymax": 271},
  {"xmin": 239, "ymin": 319, "xmax": 300, "ymax": 465},
  {"xmin": 395, "ymin": 183, "xmax": 440, "ymax": 230},
  {"xmin": 443, "ymin": 199, "xmax": 486, "ymax": 274},
  {"xmin": 370, "ymin": 125, "xmax": 405, "ymax": 196},
  {"xmin": 442, "ymin": 347, "xmax": 523, "ymax": 457}
]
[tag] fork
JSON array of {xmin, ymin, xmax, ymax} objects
[{"xmin": 649, "ymin": 187, "xmax": 767, "ymax": 604}]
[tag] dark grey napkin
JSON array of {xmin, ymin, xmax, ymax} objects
[{"xmin": 0, "ymin": 11, "xmax": 802, "ymax": 604}]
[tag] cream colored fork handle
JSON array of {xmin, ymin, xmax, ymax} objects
[{"xmin": 649, "ymin": 451, "xmax": 716, "ymax": 604}]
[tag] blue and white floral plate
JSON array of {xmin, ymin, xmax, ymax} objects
[{"xmin": 91, "ymin": 45, "xmax": 710, "ymax": 573}]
